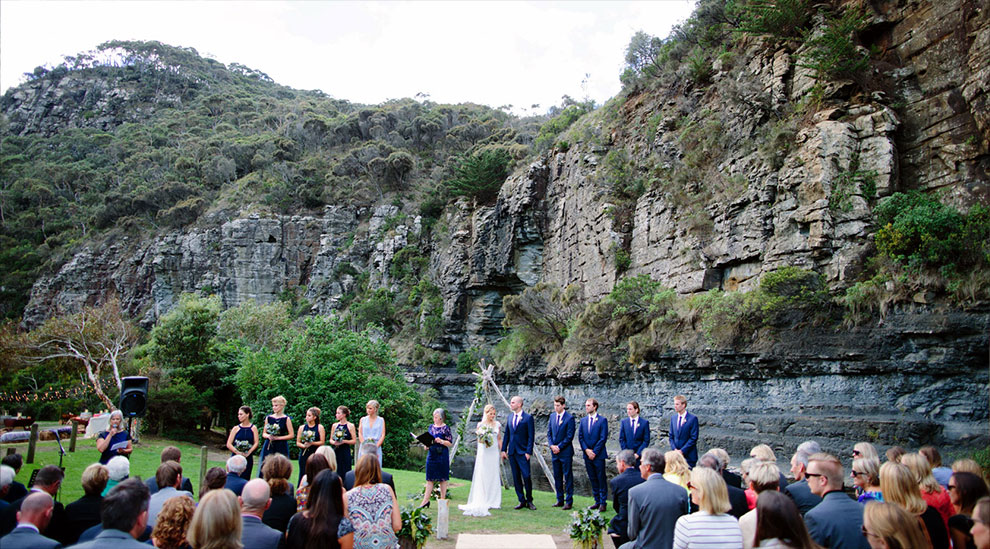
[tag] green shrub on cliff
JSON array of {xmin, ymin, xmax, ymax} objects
[{"xmin": 443, "ymin": 148, "xmax": 512, "ymax": 204}]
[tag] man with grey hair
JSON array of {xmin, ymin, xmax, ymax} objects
[
  {"xmin": 608, "ymin": 450, "xmax": 645, "ymax": 548},
  {"xmin": 225, "ymin": 455, "xmax": 249, "ymax": 496},
  {"xmin": 622, "ymin": 448, "xmax": 688, "ymax": 549},
  {"xmin": 785, "ymin": 440, "xmax": 823, "ymax": 514},
  {"xmin": 708, "ymin": 447, "xmax": 742, "ymax": 488},
  {"xmin": 0, "ymin": 492, "xmax": 60, "ymax": 549},
  {"xmin": 343, "ymin": 442, "xmax": 396, "ymax": 495},
  {"xmin": 0, "ymin": 465, "xmax": 14, "ymax": 515},
  {"xmin": 239, "ymin": 479, "xmax": 281, "ymax": 549},
  {"xmin": 698, "ymin": 452, "xmax": 748, "ymax": 518}
]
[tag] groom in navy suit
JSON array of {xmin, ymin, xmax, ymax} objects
[
  {"xmin": 579, "ymin": 398, "xmax": 609, "ymax": 511},
  {"xmin": 547, "ymin": 396, "xmax": 575, "ymax": 509},
  {"xmin": 669, "ymin": 394, "xmax": 699, "ymax": 467},
  {"xmin": 501, "ymin": 395, "xmax": 536, "ymax": 510},
  {"xmin": 618, "ymin": 401, "xmax": 650, "ymax": 464}
]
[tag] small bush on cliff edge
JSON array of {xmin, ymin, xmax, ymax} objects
[{"xmin": 443, "ymin": 148, "xmax": 512, "ymax": 204}]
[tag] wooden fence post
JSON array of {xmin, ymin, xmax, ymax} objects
[
  {"xmin": 26, "ymin": 424, "xmax": 39, "ymax": 464},
  {"xmin": 69, "ymin": 420, "xmax": 78, "ymax": 452},
  {"xmin": 200, "ymin": 446, "xmax": 208, "ymax": 493}
]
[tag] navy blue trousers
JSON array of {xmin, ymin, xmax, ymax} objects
[
  {"xmin": 508, "ymin": 453, "xmax": 533, "ymax": 503},
  {"xmin": 584, "ymin": 456, "xmax": 607, "ymax": 505},
  {"xmin": 552, "ymin": 454, "xmax": 573, "ymax": 504}
]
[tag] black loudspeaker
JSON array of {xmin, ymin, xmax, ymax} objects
[{"xmin": 119, "ymin": 376, "xmax": 149, "ymax": 418}]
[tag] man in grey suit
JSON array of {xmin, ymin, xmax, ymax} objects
[
  {"xmin": 804, "ymin": 453, "xmax": 870, "ymax": 549},
  {"xmin": 621, "ymin": 448, "xmax": 689, "ymax": 549},
  {"xmin": 71, "ymin": 478, "xmax": 152, "ymax": 549},
  {"xmin": 0, "ymin": 492, "xmax": 61, "ymax": 549},
  {"xmin": 240, "ymin": 479, "xmax": 281, "ymax": 549},
  {"xmin": 785, "ymin": 441, "xmax": 823, "ymax": 515}
]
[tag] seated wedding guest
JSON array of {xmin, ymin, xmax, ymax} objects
[
  {"xmin": 239, "ymin": 479, "xmax": 282, "ymax": 549},
  {"xmin": 710, "ymin": 448, "xmax": 743, "ymax": 489},
  {"xmin": 0, "ymin": 464, "xmax": 68, "ymax": 542},
  {"xmin": 803, "ymin": 453, "xmax": 869, "ymax": 549},
  {"xmin": 65, "ymin": 463, "xmax": 108, "ymax": 543},
  {"xmin": 347, "ymin": 453, "xmax": 400, "ymax": 549},
  {"xmin": 96, "ymin": 410, "xmax": 133, "ymax": 464},
  {"xmin": 852, "ymin": 457, "xmax": 883, "ymax": 503},
  {"xmin": 224, "ymin": 455, "xmax": 249, "ymax": 496},
  {"xmin": 261, "ymin": 454, "xmax": 296, "ymax": 533},
  {"xmin": 0, "ymin": 492, "xmax": 60, "ymax": 549},
  {"xmin": 0, "ymin": 465, "xmax": 12, "ymax": 514},
  {"xmin": 740, "ymin": 458, "xmax": 759, "ymax": 510},
  {"xmin": 972, "ymin": 497, "xmax": 990, "ymax": 549},
  {"xmin": 227, "ymin": 406, "xmax": 259, "ymax": 480},
  {"xmin": 752, "ymin": 491, "xmax": 821, "ymax": 549},
  {"xmin": 200, "ymin": 467, "xmax": 229, "ymax": 499},
  {"xmin": 147, "ymin": 447, "xmax": 195, "ymax": 495},
  {"xmin": 920, "ymin": 446, "xmax": 954, "ymax": 489},
  {"xmin": 741, "ymin": 462, "xmax": 781, "ymax": 549},
  {"xmin": 418, "ymin": 408, "xmax": 453, "ymax": 509},
  {"xmin": 862, "ymin": 501, "xmax": 930, "ymax": 549},
  {"xmin": 285, "ymin": 470, "xmax": 355, "ymax": 549},
  {"xmin": 750, "ymin": 444, "xmax": 788, "ymax": 489},
  {"xmin": 608, "ymin": 450, "xmax": 645, "ymax": 548},
  {"xmin": 785, "ymin": 442, "xmax": 823, "ymax": 515},
  {"xmin": 954, "ymin": 459, "xmax": 985, "ymax": 478},
  {"xmin": 902, "ymin": 452, "xmax": 953, "ymax": 527},
  {"xmin": 885, "ymin": 446, "xmax": 906, "ymax": 464},
  {"xmin": 673, "ymin": 466, "xmax": 743, "ymax": 548},
  {"xmin": 148, "ymin": 461, "xmax": 193, "ymax": 527},
  {"xmin": 104, "ymin": 455, "xmax": 131, "ymax": 496},
  {"xmin": 296, "ymin": 454, "xmax": 330, "ymax": 511},
  {"xmin": 72, "ymin": 477, "xmax": 152, "ymax": 549},
  {"xmin": 343, "ymin": 443, "xmax": 395, "ymax": 496},
  {"xmin": 623, "ymin": 448, "xmax": 689, "ymax": 549},
  {"xmin": 150, "ymin": 496, "xmax": 195, "ymax": 549},
  {"xmin": 949, "ymin": 472, "xmax": 990, "ymax": 549},
  {"xmin": 880, "ymin": 461, "xmax": 949, "ymax": 549},
  {"xmin": 853, "ymin": 442, "xmax": 879, "ymax": 462},
  {"xmin": 187, "ymin": 489, "xmax": 242, "ymax": 549},
  {"xmin": 699, "ymin": 453, "xmax": 749, "ymax": 519},
  {"xmin": 1, "ymin": 454, "xmax": 27, "ymax": 503},
  {"xmin": 664, "ymin": 450, "xmax": 691, "ymax": 492}
]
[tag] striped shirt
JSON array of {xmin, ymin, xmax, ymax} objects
[{"xmin": 673, "ymin": 511, "xmax": 744, "ymax": 549}]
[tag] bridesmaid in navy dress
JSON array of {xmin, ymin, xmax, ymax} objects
[
  {"xmin": 295, "ymin": 407, "xmax": 325, "ymax": 484},
  {"xmin": 418, "ymin": 408, "xmax": 453, "ymax": 508},
  {"xmin": 330, "ymin": 405, "xmax": 358, "ymax": 477},
  {"xmin": 258, "ymin": 395, "xmax": 295, "ymax": 478},
  {"xmin": 226, "ymin": 405, "xmax": 259, "ymax": 479}
]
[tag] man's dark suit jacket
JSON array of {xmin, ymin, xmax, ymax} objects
[
  {"xmin": 618, "ymin": 417, "xmax": 650, "ymax": 457},
  {"xmin": 77, "ymin": 523, "xmax": 152, "ymax": 543},
  {"xmin": 0, "ymin": 525, "xmax": 62, "ymax": 549},
  {"xmin": 71, "ymin": 528, "xmax": 150, "ymax": 549},
  {"xmin": 0, "ymin": 491, "xmax": 69, "ymax": 544},
  {"xmin": 146, "ymin": 475, "xmax": 194, "ymax": 495},
  {"xmin": 224, "ymin": 473, "xmax": 248, "ymax": 496},
  {"xmin": 726, "ymin": 483, "xmax": 749, "ymax": 518},
  {"xmin": 668, "ymin": 412, "xmax": 699, "ymax": 467},
  {"xmin": 64, "ymin": 494, "xmax": 102, "ymax": 544},
  {"xmin": 722, "ymin": 469, "xmax": 743, "ymax": 489},
  {"xmin": 785, "ymin": 479, "xmax": 822, "ymax": 515},
  {"xmin": 343, "ymin": 470, "xmax": 396, "ymax": 495},
  {"xmin": 547, "ymin": 411, "xmax": 575, "ymax": 458},
  {"xmin": 501, "ymin": 412, "xmax": 536, "ymax": 456},
  {"xmin": 804, "ymin": 491, "xmax": 871, "ymax": 549},
  {"xmin": 626, "ymin": 474, "xmax": 689, "ymax": 549},
  {"xmin": 608, "ymin": 468, "xmax": 645, "ymax": 540},
  {"xmin": 1, "ymin": 481, "xmax": 27, "ymax": 503},
  {"xmin": 241, "ymin": 514, "xmax": 282, "ymax": 549}
]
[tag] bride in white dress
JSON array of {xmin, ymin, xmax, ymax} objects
[{"xmin": 458, "ymin": 404, "xmax": 502, "ymax": 516}]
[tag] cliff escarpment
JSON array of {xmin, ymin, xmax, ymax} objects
[{"xmin": 4, "ymin": 1, "xmax": 988, "ymax": 450}]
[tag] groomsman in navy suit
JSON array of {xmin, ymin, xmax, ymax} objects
[
  {"xmin": 618, "ymin": 401, "xmax": 650, "ymax": 464},
  {"xmin": 578, "ymin": 398, "xmax": 609, "ymax": 511},
  {"xmin": 501, "ymin": 395, "xmax": 537, "ymax": 510},
  {"xmin": 547, "ymin": 396, "xmax": 576, "ymax": 509},
  {"xmin": 669, "ymin": 394, "xmax": 699, "ymax": 467}
]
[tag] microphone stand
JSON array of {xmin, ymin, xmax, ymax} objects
[{"xmin": 52, "ymin": 427, "xmax": 68, "ymax": 502}]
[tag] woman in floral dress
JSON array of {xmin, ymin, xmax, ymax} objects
[
  {"xmin": 418, "ymin": 408, "xmax": 453, "ymax": 508},
  {"xmin": 347, "ymin": 453, "xmax": 400, "ymax": 549}
]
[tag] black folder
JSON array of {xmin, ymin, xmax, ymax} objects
[{"xmin": 412, "ymin": 431, "xmax": 434, "ymax": 447}]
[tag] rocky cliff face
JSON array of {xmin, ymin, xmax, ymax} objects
[{"xmin": 16, "ymin": 0, "xmax": 989, "ymax": 449}]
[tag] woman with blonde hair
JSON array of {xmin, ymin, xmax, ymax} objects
[
  {"xmin": 750, "ymin": 444, "xmax": 788, "ymax": 489},
  {"xmin": 187, "ymin": 488, "xmax": 242, "ymax": 549},
  {"xmin": 347, "ymin": 453, "xmax": 400, "ymax": 549},
  {"xmin": 902, "ymin": 453, "xmax": 953, "ymax": 526},
  {"xmin": 459, "ymin": 404, "xmax": 502, "ymax": 517},
  {"xmin": 852, "ymin": 457, "xmax": 883, "ymax": 503},
  {"xmin": 953, "ymin": 459, "xmax": 985, "ymax": 478},
  {"xmin": 673, "ymin": 466, "xmax": 743, "ymax": 548},
  {"xmin": 664, "ymin": 450, "xmax": 691, "ymax": 491},
  {"xmin": 862, "ymin": 501, "xmax": 931, "ymax": 549},
  {"xmin": 357, "ymin": 400, "xmax": 385, "ymax": 466},
  {"xmin": 152, "ymin": 495, "xmax": 195, "ymax": 549},
  {"xmin": 853, "ymin": 442, "xmax": 879, "ymax": 461},
  {"xmin": 740, "ymin": 458, "xmax": 758, "ymax": 510},
  {"xmin": 259, "ymin": 395, "xmax": 295, "ymax": 479},
  {"xmin": 880, "ymin": 461, "xmax": 949, "ymax": 549}
]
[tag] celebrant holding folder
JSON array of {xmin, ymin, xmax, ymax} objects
[
  {"xmin": 417, "ymin": 408, "xmax": 452, "ymax": 508},
  {"xmin": 96, "ymin": 410, "xmax": 132, "ymax": 464}
]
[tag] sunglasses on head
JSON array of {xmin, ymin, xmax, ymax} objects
[{"xmin": 852, "ymin": 450, "xmax": 861, "ymax": 456}]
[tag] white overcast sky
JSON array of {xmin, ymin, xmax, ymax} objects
[{"xmin": 1, "ymin": 1, "xmax": 696, "ymax": 113}]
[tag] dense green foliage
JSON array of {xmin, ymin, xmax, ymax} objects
[
  {"xmin": 234, "ymin": 316, "xmax": 435, "ymax": 468},
  {"xmin": 800, "ymin": 6, "xmax": 870, "ymax": 81},
  {"xmin": 443, "ymin": 148, "xmax": 513, "ymax": 203}
]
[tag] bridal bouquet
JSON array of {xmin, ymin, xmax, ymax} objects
[
  {"xmin": 264, "ymin": 422, "xmax": 281, "ymax": 437},
  {"xmin": 233, "ymin": 439, "xmax": 252, "ymax": 454},
  {"xmin": 476, "ymin": 424, "xmax": 496, "ymax": 448}
]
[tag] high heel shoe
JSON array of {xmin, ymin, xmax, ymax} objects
[{"xmin": 418, "ymin": 500, "xmax": 431, "ymax": 509}]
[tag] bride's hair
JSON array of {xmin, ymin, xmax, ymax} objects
[{"xmin": 483, "ymin": 404, "xmax": 496, "ymax": 419}]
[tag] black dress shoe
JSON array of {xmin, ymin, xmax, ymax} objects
[
  {"xmin": 599, "ymin": 504, "xmax": 609, "ymax": 512},
  {"xmin": 514, "ymin": 502, "xmax": 525, "ymax": 509},
  {"xmin": 527, "ymin": 502, "xmax": 537, "ymax": 510},
  {"xmin": 552, "ymin": 502, "xmax": 564, "ymax": 508},
  {"xmin": 563, "ymin": 503, "xmax": 573, "ymax": 510},
  {"xmin": 588, "ymin": 504, "xmax": 600, "ymax": 510}
]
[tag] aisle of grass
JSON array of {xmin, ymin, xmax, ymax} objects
[{"xmin": 389, "ymin": 468, "xmax": 598, "ymax": 548}]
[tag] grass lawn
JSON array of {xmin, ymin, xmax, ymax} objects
[{"xmin": 4, "ymin": 428, "xmax": 604, "ymax": 548}]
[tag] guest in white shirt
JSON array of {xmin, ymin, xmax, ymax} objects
[{"xmin": 673, "ymin": 466, "xmax": 743, "ymax": 549}]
